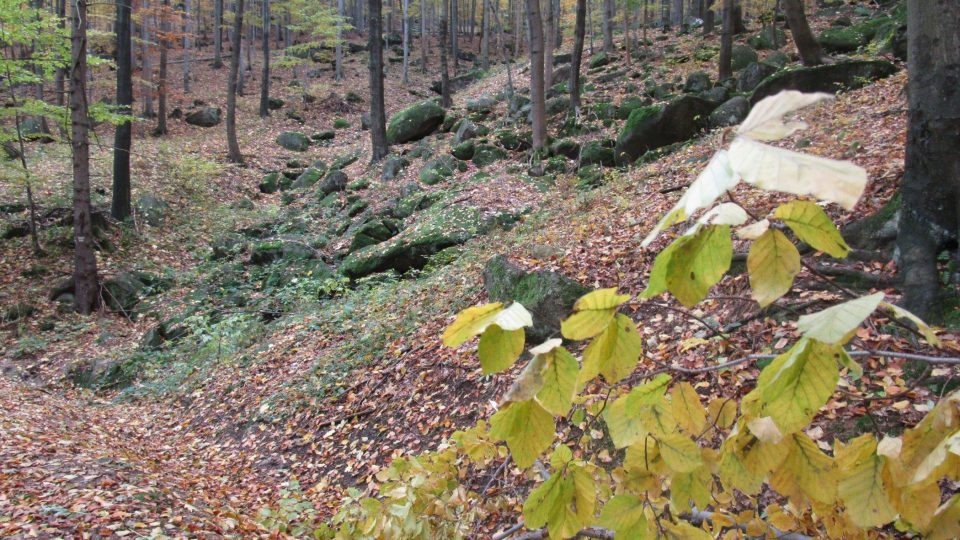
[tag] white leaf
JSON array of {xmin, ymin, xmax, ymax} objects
[
  {"xmin": 493, "ymin": 302, "xmax": 534, "ymax": 331},
  {"xmin": 797, "ymin": 292, "xmax": 885, "ymax": 344},
  {"xmin": 748, "ymin": 416, "xmax": 784, "ymax": 444},
  {"xmin": 729, "ymin": 137, "xmax": 867, "ymax": 210},
  {"xmin": 737, "ymin": 219, "xmax": 771, "ymax": 240},
  {"xmin": 530, "ymin": 338, "xmax": 563, "ymax": 355},
  {"xmin": 877, "ymin": 436, "xmax": 902, "ymax": 459},
  {"xmin": 642, "ymin": 150, "xmax": 739, "ymax": 247},
  {"xmin": 737, "ymin": 91, "xmax": 833, "ymax": 141},
  {"xmin": 685, "ymin": 203, "xmax": 749, "ymax": 236}
]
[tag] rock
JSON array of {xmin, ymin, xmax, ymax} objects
[
  {"xmin": 312, "ymin": 130, "xmax": 335, "ymax": 141},
  {"xmin": 277, "ymin": 131, "xmax": 311, "ymax": 151},
  {"xmin": 360, "ymin": 112, "xmax": 371, "ymax": 130},
  {"xmin": 746, "ymin": 27, "xmax": 785, "ymax": 50},
  {"xmin": 210, "ymin": 233, "xmax": 248, "ymax": 260},
  {"xmin": 454, "ymin": 119, "xmax": 480, "ymax": 144},
  {"xmin": 135, "ymin": 194, "xmax": 169, "ymax": 227},
  {"xmin": 731, "ymin": 44, "xmax": 758, "ymax": 71},
  {"xmin": 550, "ymin": 138, "xmax": 581, "ymax": 159},
  {"xmin": 430, "ymin": 69, "xmax": 485, "ymax": 94},
  {"xmin": 738, "ymin": 62, "xmax": 778, "ymax": 93},
  {"xmin": 576, "ymin": 165, "xmax": 605, "ymax": 190},
  {"xmin": 318, "ymin": 169, "xmax": 349, "ymax": 196},
  {"xmin": 291, "ymin": 163, "xmax": 328, "ymax": 190},
  {"xmin": 381, "ymin": 155, "xmax": 409, "ymax": 180},
  {"xmin": 268, "ymin": 97, "xmax": 284, "ymax": 110},
  {"xmin": 579, "ymin": 140, "xmax": 615, "ymax": 167},
  {"xmin": 765, "ymin": 50, "xmax": 790, "ymax": 69},
  {"xmin": 141, "ymin": 319, "xmax": 189, "ymax": 351},
  {"xmin": 683, "ymin": 71, "xmax": 712, "ymax": 93},
  {"xmin": 709, "ymin": 96, "xmax": 751, "ymax": 128},
  {"xmin": 483, "ymin": 255, "xmax": 591, "ymax": 343},
  {"xmin": 471, "ymin": 145, "xmax": 507, "ymax": 167},
  {"xmin": 18, "ymin": 117, "xmax": 54, "ymax": 143},
  {"xmin": 588, "ymin": 51, "xmax": 613, "ymax": 69},
  {"xmin": 184, "ymin": 106, "xmax": 222, "ymax": 127},
  {"xmin": 466, "ymin": 94, "xmax": 496, "ymax": 114},
  {"xmin": 842, "ymin": 192, "xmax": 900, "ymax": 251},
  {"xmin": 494, "ymin": 129, "xmax": 532, "ymax": 151},
  {"xmin": 875, "ymin": 22, "xmax": 907, "ymax": 61},
  {"xmin": 286, "ymin": 110, "xmax": 306, "ymax": 123},
  {"xmin": 349, "ymin": 218, "xmax": 403, "ymax": 251},
  {"xmin": 551, "ymin": 64, "xmax": 571, "ymax": 84},
  {"xmin": 67, "ymin": 358, "xmax": 129, "ymax": 389},
  {"xmin": 700, "ymin": 86, "xmax": 730, "ymax": 105},
  {"xmin": 420, "ymin": 156, "xmax": 457, "ymax": 185},
  {"xmin": 831, "ymin": 16, "xmax": 852, "ymax": 27},
  {"xmin": 250, "ymin": 240, "xmax": 314, "ymax": 265},
  {"xmin": 818, "ymin": 26, "xmax": 868, "ymax": 53},
  {"xmin": 553, "ymin": 52, "xmax": 572, "ymax": 64},
  {"xmin": 102, "ymin": 272, "xmax": 150, "ymax": 314},
  {"xmin": 545, "ymin": 96, "xmax": 571, "ymax": 115},
  {"xmin": 386, "ymin": 100, "xmax": 445, "ymax": 144},
  {"xmin": 3, "ymin": 303, "xmax": 36, "ymax": 322},
  {"xmin": 616, "ymin": 96, "xmax": 651, "ymax": 120},
  {"xmin": 750, "ymin": 60, "xmax": 897, "ymax": 105},
  {"xmin": 340, "ymin": 204, "xmax": 513, "ymax": 279},
  {"xmin": 452, "ymin": 140, "xmax": 476, "ymax": 160},
  {"xmin": 260, "ymin": 171, "xmax": 281, "ymax": 194},
  {"xmin": 614, "ymin": 95, "xmax": 717, "ymax": 165}
]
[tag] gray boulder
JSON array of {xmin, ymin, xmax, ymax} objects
[
  {"xmin": 738, "ymin": 62, "xmax": 778, "ymax": 93},
  {"xmin": 709, "ymin": 96, "xmax": 751, "ymax": 128},
  {"xmin": 136, "ymin": 194, "xmax": 169, "ymax": 227},
  {"xmin": 386, "ymin": 100, "xmax": 445, "ymax": 144},
  {"xmin": 382, "ymin": 155, "xmax": 409, "ymax": 180},
  {"xmin": 614, "ymin": 96, "xmax": 717, "ymax": 165},
  {"xmin": 318, "ymin": 169, "xmax": 349, "ymax": 196},
  {"xmin": 277, "ymin": 131, "xmax": 311, "ymax": 151},
  {"xmin": 683, "ymin": 71, "xmax": 712, "ymax": 93},
  {"xmin": 184, "ymin": 107, "xmax": 221, "ymax": 127},
  {"xmin": 750, "ymin": 60, "xmax": 897, "ymax": 105}
]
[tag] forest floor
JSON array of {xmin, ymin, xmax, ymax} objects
[{"xmin": 2, "ymin": 3, "xmax": 960, "ymax": 539}]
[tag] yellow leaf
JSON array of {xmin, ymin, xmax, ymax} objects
[
  {"xmin": 925, "ymin": 494, "xmax": 960, "ymax": 540},
  {"xmin": 442, "ymin": 303, "xmax": 504, "ymax": 347},
  {"xmin": 772, "ymin": 432, "xmax": 836, "ymax": 505},
  {"xmin": 670, "ymin": 465, "xmax": 713, "ymax": 511},
  {"xmin": 658, "ymin": 432, "xmax": 702, "ymax": 473},
  {"xmin": 774, "ymin": 200, "xmax": 852, "ymax": 257},
  {"xmin": 477, "ymin": 326, "xmax": 525, "ymax": 374},
  {"xmin": 880, "ymin": 301, "xmax": 941, "ymax": 347},
  {"xmin": 671, "ymin": 382, "xmax": 707, "ymax": 435},
  {"xmin": 747, "ymin": 416, "xmax": 784, "ymax": 444},
  {"xmin": 836, "ymin": 434, "xmax": 897, "ymax": 528},
  {"xmin": 489, "ymin": 400, "xmax": 555, "ymax": 468},
  {"xmin": 580, "ymin": 313, "xmax": 642, "ymax": 385},
  {"xmin": 706, "ymin": 397, "xmax": 737, "ymax": 429},
  {"xmin": 561, "ymin": 288, "xmax": 630, "ymax": 340},
  {"xmin": 605, "ymin": 374, "xmax": 672, "ymax": 448},
  {"xmin": 748, "ymin": 229, "xmax": 800, "ymax": 307},
  {"xmin": 797, "ymin": 292, "xmax": 884, "ymax": 345},
  {"xmin": 736, "ymin": 91, "xmax": 833, "ymax": 142},
  {"xmin": 665, "ymin": 225, "xmax": 733, "ymax": 307},
  {"xmin": 536, "ymin": 348, "xmax": 579, "ymax": 416}
]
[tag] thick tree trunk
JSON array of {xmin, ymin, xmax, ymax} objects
[
  {"xmin": 671, "ymin": 0, "xmax": 682, "ymax": 28},
  {"xmin": 896, "ymin": 0, "xmax": 960, "ymax": 321},
  {"xmin": 526, "ymin": 0, "xmax": 546, "ymax": 150},
  {"xmin": 703, "ymin": 0, "xmax": 714, "ymax": 34},
  {"xmin": 214, "ymin": 0, "xmax": 224, "ymax": 67},
  {"xmin": 226, "ymin": 0, "xmax": 244, "ymax": 163},
  {"xmin": 154, "ymin": 0, "xmax": 170, "ymax": 135},
  {"xmin": 601, "ymin": 0, "xmax": 613, "ymax": 52},
  {"xmin": 439, "ymin": 0, "xmax": 452, "ymax": 107},
  {"xmin": 782, "ymin": 0, "xmax": 821, "ymax": 66},
  {"xmin": 569, "ymin": 0, "xmax": 586, "ymax": 114},
  {"xmin": 718, "ymin": 0, "xmax": 733, "ymax": 80},
  {"xmin": 70, "ymin": 0, "xmax": 100, "ymax": 314},
  {"xmin": 368, "ymin": 0, "xmax": 389, "ymax": 161},
  {"xmin": 112, "ymin": 0, "xmax": 133, "ymax": 221},
  {"xmin": 259, "ymin": 0, "xmax": 270, "ymax": 117}
]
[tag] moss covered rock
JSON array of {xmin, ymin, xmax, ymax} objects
[
  {"xmin": 614, "ymin": 95, "xmax": 716, "ymax": 165},
  {"xmin": 579, "ymin": 140, "xmax": 615, "ymax": 167},
  {"xmin": 386, "ymin": 100, "xmax": 446, "ymax": 144},
  {"xmin": 750, "ymin": 60, "xmax": 897, "ymax": 104},
  {"xmin": 472, "ymin": 144, "xmax": 507, "ymax": 167},
  {"xmin": 277, "ymin": 131, "xmax": 311, "ymax": 151},
  {"xmin": 452, "ymin": 140, "xmax": 476, "ymax": 160},
  {"xmin": 731, "ymin": 44, "xmax": 758, "ymax": 72}
]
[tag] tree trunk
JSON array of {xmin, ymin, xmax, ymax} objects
[
  {"xmin": 259, "ymin": 0, "xmax": 270, "ymax": 116},
  {"xmin": 481, "ymin": 0, "xmax": 489, "ymax": 68},
  {"xmin": 141, "ymin": 0, "xmax": 154, "ymax": 117},
  {"xmin": 526, "ymin": 0, "xmax": 546, "ymax": 150},
  {"xmin": 782, "ymin": 0, "xmax": 821, "ymax": 66},
  {"xmin": 703, "ymin": 0, "xmax": 714, "ymax": 34},
  {"xmin": 369, "ymin": 0, "xmax": 389, "ymax": 161},
  {"xmin": 439, "ymin": 0, "xmax": 452, "ymax": 107},
  {"xmin": 402, "ymin": 0, "xmax": 410, "ymax": 82},
  {"xmin": 70, "ymin": 0, "xmax": 99, "ymax": 314},
  {"xmin": 718, "ymin": 0, "xmax": 732, "ymax": 80},
  {"xmin": 544, "ymin": 0, "xmax": 554, "ymax": 87},
  {"xmin": 451, "ymin": 0, "xmax": 459, "ymax": 69},
  {"xmin": 154, "ymin": 0, "xmax": 170, "ymax": 135},
  {"xmin": 226, "ymin": 0, "xmax": 244, "ymax": 163},
  {"xmin": 896, "ymin": 0, "xmax": 960, "ymax": 321},
  {"xmin": 112, "ymin": 0, "xmax": 133, "ymax": 220},
  {"xmin": 601, "ymin": 0, "xmax": 613, "ymax": 52},
  {"xmin": 587, "ymin": 0, "xmax": 593, "ymax": 55},
  {"xmin": 623, "ymin": 0, "xmax": 631, "ymax": 65},
  {"xmin": 420, "ymin": 0, "xmax": 428, "ymax": 72},
  {"xmin": 671, "ymin": 0, "xmax": 682, "ymax": 29},
  {"xmin": 214, "ymin": 0, "xmax": 224, "ymax": 67},
  {"xmin": 183, "ymin": 0, "xmax": 192, "ymax": 92},
  {"xmin": 570, "ymin": 0, "xmax": 586, "ymax": 115}
]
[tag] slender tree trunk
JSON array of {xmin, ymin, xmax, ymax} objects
[
  {"xmin": 600, "ymin": 0, "xmax": 612, "ymax": 52},
  {"xmin": 70, "ymin": 0, "xmax": 99, "ymax": 314},
  {"xmin": 154, "ymin": 0, "xmax": 170, "ymax": 135},
  {"xmin": 570, "ymin": 0, "xmax": 585, "ymax": 115},
  {"xmin": 112, "ymin": 0, "xmax": 133, "ymax": 220},
  {"xmin": 587, "ymin": 0, "xmax": 594, "ymax": 54},
  {"xmin": 259, "ymin": 0, "xmax": 270, "ymax": 116},
  {"xmin": 335, "ymin": 0, "xmax": 345, "ymax": 79},
  {"xmin": 451, "ymin": 0, "xmax": 459, "ymax": 69},
  {"xmin": 671, "ymin": 0, "xmax": 682, "ymax": 28},
  {"xmin": 782, "ymin": 0, "xmax": 821, "ymax": 66},
  {"xmin": 896, "ymin": 0, "xmax": 960, "ymax": 321},
  {"xmin": 214, "ymin": 0, "xmax": 224, "ymax": 66},
  {"xmin": 55, "ymin": 0, "xmax": 66, "ymax": 111},
  {"xmin": 481, "ymin": 0, "xmax": 489, "ymax": 68},
  {"xmin": 420, "ymin": 0, "xmax": 428, "ymax": 72},
  {"xmin": 526, "ymin": 0, "xmax": 546, "ymax": 150},
  {"xmin": 226, "ymin": 0, "xmax": 244, "ymax": 163},
  {"xmin": 718, "ymin": 0, "xmax": 732, "ymax": 80},
  {"xmin": 623, "ymin": 0, "xmax": 631, "ymax": 65},
  {"xmin": 544, "ymin": 0, "xmax": 554, "ymax": 87},
  {"xmin": 183, "ymin": 0, "xmax": 192, "ymax": 92},
  {"xmin": 488, "ymin": 0, "xmax": 512, "ymax": 95},
  {"xmin": 439, "ymin": 0, "xmax": 452, "ymax": 107},
  {"xmin": 703, "ymin": 0, "xmax": 714, "ymax": 34},
  {"xmin": 402, "ymin": 0, "xmax": 410, "ymax": 82},
  {"xmin": 369, "ymin": 0, "xmax": 389, "ymax": 161},
  {"xmin": 141, "ymin": 0, "xmax": 154, "ymax": 117}
]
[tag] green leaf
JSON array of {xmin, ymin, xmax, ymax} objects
[
  {"xmin": 489, "ymin": 400, "xmax": 555, "ymax": 468},
  {"xmin": 580, "ymin": 313, "xmax": 642, "ymax": 385},
  {"xmin": 598, "ymin": 494, "xmax": 653, "ymax": 539},
  {"xmin": 665, "ymin": 225, "xmax": 733, "ymax": 307},
  {"xmin": 641, "ymin": 239, "xmax": 682, "ymax": 299},
  {"xmin": 747, "ymin": 339, "xmax": 839, "ymax": 434},
  {"xmin": 536, "ymin": 348, "xmax": 579, "ymax": 416},
  {"xmin": 477, "ymin": 326, "xmax": 525, "ymax": 374},
  {"xmin": 774, "ymin": 200, "xmax": 850, "ymax": 258},
  {"xmin": 658, "ymin": 432, "xmax": 703, "ymax": 473},
  {"xmin": 523, "ymin": 464, "xmax": 595, "ymax": 539},
  {"xmin": 797, "ymin": 292, "xmax": 884, "ymax": 345},
  {"xmin": 836, "ymin": 434, "xmax": 897, "ymax": 528},
  {"xmin": 605, "ymin": 374, "xmax": 672, "ymax": 448},
  {"xmin": 441, "ymin": 302, "xmax": 532, "ymax": 347},
  {"xmin": 561, "ymin": 288, "xmax": 631, "ymax": 340},
  {"xmin": 670, "ymin": 466, "xmax": 713, "ymax": 511},
  {"xmin": 748, "ymin": 229, "xmax": 800, "ymax": 307}
]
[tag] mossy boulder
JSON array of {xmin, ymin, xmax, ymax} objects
[
  {"xmin": 386, "ymin": 100, "xmax": 446, "ymax": 144},
  {"xmin": 290, "ymin": 163, "xmax": 329, "ymax": 190},
  {"xmin": 738, "ymin": 62, "xmax": 779, "ymax": 93},
  {"xmin": 102, "ymin": 271, "xmax": 166, "ymax": 315},
  {"xmin": 764, "ymin": 50, "xmax": 790, "ymax": 69},
  {"xmin": 616, "ymin": 96, "xmax": 651, "ymax": 120},
  {"xmin": 550, "ymin": 138, "xmax": 581, "ymax": 159},
  {"xmin": 135, "ymin": 194, "xmax": 169, "ymax": 227},
  {"xmin": 576, "ymin": 165, "xmax": 605, "ymax": 190},
  {"xmin": 579, "ymin": 140, "xmax": 615, "ymax": 167},
  {"xmin": 750, "ymin": 60, "xmax": 897, "ymax": 104},
  {"xmin": 340, "ymin": 204, "xmax": 510, "ymax": 279},
  {"xmin": 3, "ymin": 303, "xmax": 36, "ymax": 322},
  {"xmin": 709, "ymin": 96, "xmax": 751, "ymax": 128},
  {"xmin": 818, "ymin": 27, "xmax": 868, "ymax": 53},
  {"xmin": 67, "ymin": 358, "xmax": 129, "ymax": 390},
  {"xmin": 349, "ymin": 218, "xmax": 403, "ymax": 251},
  {"xmin": 452, "ymin": 140, "xmax": 476, "ymax": 160},
  {"xmin": 683, "ymin": 71, "xmax": 712, "ymax": 93},
  {"xmin": 731, "ymin": 44, "xmax": 759, "ymax": 71},
  {"xmin": 614, "ymin": 96, "xmax": 716, "ymax": 165},
  {"xmin": 747, "ymin": 27, "xmax": 785, "ymax": 50},
  {"xmin": 589, "ymin": 51, "xmax": 613, "ymax": 69},
  {"xmin": 494, "ymin": 129, "xmax": 533, "ymax": 151},
  {"xmin": 472, "ymin": 144, "xmax": 508, "ymax": 167},
  {"xmin": 393, "ymin": 190, "xmax": 443, "ymax": 218},
  {"xmin": 318, "ymin": 169, "xmax": 349, "ymax": 195},
  {"xmin": 382, "ymin": 155, "xmax": 409, "ymax": 180},
  {"xmin": 277, "ymin": 131, "xmax": 311, "ymax": 151},
  {"xmin": 483, "ymin": 255, "xmax": 592, "ymax": 343},
  {"xmin": 420, "ymin": 156, "xmax": 457, "ymax": 185}
]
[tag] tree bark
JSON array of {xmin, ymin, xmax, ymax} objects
[
  {"xmin": 183, "ymin": 0, "xmax": 192, "ymax": 92},
  {"xmin": 544, "ymin": 0, "xmax": 554, "ymax": 86},
  {"xmin": 402, "ymin": 0, "xmax": 410, "ymax": 82},
  {"xmin": 226, "ymin": 0, "xmax": 244, "ymax": 163},
  {"xmin": 451, "ymin": 0, "xmax": 459, "ymax": 69},
  {"xmin": 420, "ymin": 0, "xmax": 428, "ymax": 72},
  {"xmin": 154, "ymin": 0, "xmax": 170, "ymax": 135},
  {"xmin": 439, "ymin": 0, "xmax": 452, "ymax": 107},
  {"xmin": 718, "ymin": 0, "xmax": 733, "ymax": 80},
  {"xmin": 600, "ymin": 0, "xmax": 613, "ymax": 52},
  {"xmin": 671, "ymin": 0, "xmax": 682, "ymax": 29},
  {"xmin": 703, "ymin": 0, "xmax": 714, "ymax": 34},
  {"xmin": 214, "ymin": 0, "xmax": 224, "ymax": 67},
  {"xmin": 526, "ymin": 0, "xmax": 546, "ymax": 150},
  {"xmin": 141, "ymin": 0, "xmax": 154, "ymax": 116},
  {"xmin": 112, "ymin": 0, "xmax": 133, "ymax": 221},
  {"xmin": 782, "ymin": 0, "xmax": 821, "ymax": 66},
  {"xmin": 896, "ymin": 0, "xmax": 960, "ymax": 321},
  {"xmin": 481, "ymin": 0, "xmax": 489, "ymax": 68},
  {"xmin": 368, "ymin": 0, "xmax": 389, "ymax": 161},
  {"xmin": 70, "ymin": 0, "xmax": 100, "ymax": 314},
  {"xmin": 569, "ymin": 0, "xmax": 586, "ymax": 114},
  {"xmin": 259, "ymin": 0, "xmax": 270, "ymax": 117},
  {"xmin": 336, "ymin": 0, "xmax": 345, "ymax": 79}
]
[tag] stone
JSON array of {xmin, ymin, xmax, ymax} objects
[
  {"xmin": 731, "ymin": 44, "xmax": 758, "ymax": 71},
  {"xmin": 545, "ymin": 96, "xmax": 571, "ymax": 115},
  {"xmin": 746, "ymin": 27, "xmax": 786, "ymax": 50},
  {"xmin": 471, "ymin": 144, "xmax": 507, "ymax": 167},
  {"xmin": 709, "ymin": 96, "xmax": 751, "ymax": 128},
  {"xmin": 291, "ymin": 163, "xmax": 328, "ymax": 190},
  {"xmin": 430, "ymin": 69, "xmax": 485, "ymax": 94},
  {"xmin": 135, "ymin": 194, "xmax": 169, "ymax": 227},
  {"xmin": 393, "ymin": 189, "xmax": 442, "ymax": 218},
  {"xmin": 765, "ymin": 50, "xmax": 790, "ymax": 69},
  {"xmin": 466, "ymin": 95, "xmax": 496, "ymax": 114},
  {"xmin": 550, "ymin": 138, "xmax": 581, "ymax": 159},
  {"xmin": 614, "ymin": 95, "xmax": 717, "ymax": 165},
  {"xmin": 3, "ymin": 303, "xmax": 36, "ymax": 322},
  {"xmin": 738, "ymin": 62, "xmax": 779, "ymax": 93},
  {"xmin": 700, "ymin": 86, "xmax": 730, "ymax": 105},
  {"xmin": 317, "ymin": 169, "xmax": 349, "ymax": 196},
  {"xmin": 494, "ymin": 129, "xmax": 533, "ymax": 151},
  {"xmin": 313, "ymin": 130, "xmax": 335, "ymax": 141},
  {"xmin": 267, "ymin": 97, "xmax": 284, "ymax": 110},
  {"xmin": 588, "ymin": 51, "xmax": 613, "ymax": 69},
  {"xmin": 102, "ymin": 272, "xmax": 151, "ymax": 314},
  {"xmin": 750, "ymin": 60, "xmax": 897, "ymax": 105},
  {"xmin": 616, "ymin": 96, "xmax": 651, "ymax": 120},
  {"xmin": 67, "ymin": 358, "xmax": 129, "ymax": 389},
  {"xmin": 579, "ymin": 140, "xmax": 615, "ymax": 167},
  {"xmin": 18, "ymin": 117, "xmax": 54, "ymax": 143},
  {"xmin": 360, "ymin": 112, "xmax": 371, "ymax": 130},
  {"xmin": 349, "ymin": 218, "xmax": 403, "ymax": 251},
  {"xmin": 184, "ymin": 106, "xmax": 222, "ymax": 127},
  {"xmin": 576, "ymin": 165, "xmax": 605, "ymax": 190},
  {"xmin": 381, "ymin": 155, "xmax": 409, "ymax": 180},
  {"xmin": 818, "ymin": 27, "xmax": 868, "ymax": 53},
  {"xmin": 452, "ymin": 140, "xmax": 476, "ymax": 160},
  {"xmin": 483, "ymin": 255, "xmax": 591, "ymax": 343},
  {"xmin": 259, "ymin": 171, "xmax": 281, "ymax": 194},
  {"xmin": 453, "ymin": 119, "xmax": 480, "ymax": 144},
  {"xmin": 683, "ymin": 71, "xmax": 712, "ymax": 93},
  {"xmin": 551, "ymin": 64, "xmax": 571, "ymax": 84},
  {"xmin": 386, "ymin": 100, "xmax": 446, "ymax": 144},
  {"xmin": 276, "ymin": 131, "xmax": 311, "ymax": 151},
  {"xmin": 419, "ymin": 156, "xmax": 456, "ymax": 185}
]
